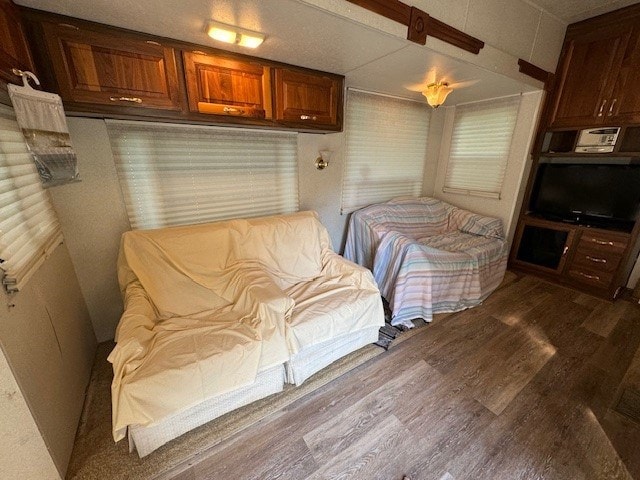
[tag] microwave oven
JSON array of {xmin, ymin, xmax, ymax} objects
[{"xmin": 575, "ymin": 127, "xmax": 620, "ymax": 153}]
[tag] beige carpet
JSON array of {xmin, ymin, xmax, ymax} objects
[{"xmin": 66, "ymin": 342, "xmax": 384, "ymax": 480}]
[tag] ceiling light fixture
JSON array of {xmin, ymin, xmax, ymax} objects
[
  {"xmin": 422, "ymin": 81, "xmax": 453, "ymax": 108},
  {"xmin": 207, "ymin": 21, "xmax": 265, "ymax": 49}
]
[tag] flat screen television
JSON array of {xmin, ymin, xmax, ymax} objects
[{"xmin": 529, "ymin": 163, "xmax": 640, "ymax": 232}]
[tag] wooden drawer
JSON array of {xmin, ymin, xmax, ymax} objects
[
  {"xmin": 41, "ymin": 21, "xmax": 181, "ymax": 110},
  {"xmin": 571, "ymin": 244, "xmax": 622, "ymax": 273},
  {"xmin": 183, "ymin": 51, "xmax": 271, "ymax": 119},
  {"xmin": 567, "ymin": 266, "xmax": 614, "ymax": 289},
  {"xmin": 577, "ymin": 230, "xmax": 629, "ymax": 254}
]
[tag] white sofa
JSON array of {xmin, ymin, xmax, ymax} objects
[{"xmin": 109, "ymin": 211, "xmax": 384, "ymax": 456}]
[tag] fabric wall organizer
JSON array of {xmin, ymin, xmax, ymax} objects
[{"xmin": 8, "ymin": 70, "xmax": 79, "ymax": 188}]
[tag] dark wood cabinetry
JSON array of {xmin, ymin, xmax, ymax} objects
[
  {"xmin": 20, "ymin": 8, "xmax": 344, "ymax": 132},
  {"xmin": 512, "ymin": 4, "xmax": 640, "ymax": 299},
  {"xmin": 274, "ymin": 68, "xmax": 342, "ymax": 129},
  {"xmin": 183, "ymin": 51, "xmax": 271, "ymax": 119},
  {"xmin": 40, "ymin": 20, "xmax": 181, "ymax": 111},
  {"xmin": 0, "ymin": 0, "xmax": 34, "ymax": 85},
  {"xmin": 510, "ymin": 216, "xmax": 633, "ymax": 298},
  {"xmin": 550, "ymin": 7, "xmax": 640, "ymax": 128}
]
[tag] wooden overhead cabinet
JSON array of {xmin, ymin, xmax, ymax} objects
[
  {"xmin": 39, "ymin": 20, "xmax": 181, "ymax": 110},
  {"xmin": 550, "ymin": 9, "xmax": 640, "ymax": 127},
  {"xmin": 0, "ymin": 0, "xmax": 35, "ymax": 85},
  {"xmin": 183, "ymin": 51, "xmax": 271, "ymax": 119},
  {"xmin": 273, "ymin": 68, "xmax": 342, "ymax": 129}
]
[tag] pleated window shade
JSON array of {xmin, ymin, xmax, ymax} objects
[
  {"xmin": 0, "ymin": 105, "xmax": 63, "ymax": 293},
  {"xmin": 443, "ymin": 95, "xmax": 520, "ymax": 199},
  {"xmin": 107, "ymin": 121, "xmax": 299, "ymax": 230},
  {"xmin": 341, "ymin": 90, "xmax": 430, "ymax": 214}
]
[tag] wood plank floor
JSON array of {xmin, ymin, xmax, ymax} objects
[{"xmin": 162, "ymin": 274, "xmax": 640, "ymax": 480}]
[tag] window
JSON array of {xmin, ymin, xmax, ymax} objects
[
  {"xmin": 443, "ymin": 95, "xmax": 520, "ymax": 199},
  {"xmin": 0, "ymin": 105, "xmax": 63, "ymax": 293},
  {"xmin": 107, "ymin": 121, "xmax": 299, "ymax": 230},
  {"xmin": 341, "ymin": 90, "xmax": 430, "ymax": 214}
]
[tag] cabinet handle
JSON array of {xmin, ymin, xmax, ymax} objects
[
  {"xmin": 586, "ymin": 255, "xmax": 607, "ymax": 264},
  {"xmin": 597, "ymin": 99, "xmax": 607, "ymax": 117},
  {"xmin": 223, "ymin": 106, "xmax": 245, "ymax": 115},
  {"xmin": 591, "ymin": 238, "xmax": 614, "ymax": 246},
  {"xmin": 300, "ymin": 115, "xmax": 317, "ymax": 121},
  {"xmin": 576, "ymin": 271, "xmax": 600, "ymax": 281},
  {"xmin": 109, "ymin": 96, "xmax": 143, "ymax": 103},
  {"xmin": 145, "ymin": 40, "xmax": 161, "ymax": 46},
  {"xmin": 58, "ymin": 23, "xmax": 79, "ymax": 30},
  {"xmin": 562, "ymin": 246, "xmax": 569, "ymax": 256},
  {"xmin": 607, "ymin": 98, "xmax": 617, "ymax": 116}
]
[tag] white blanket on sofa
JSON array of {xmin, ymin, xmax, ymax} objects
[{"xmin": 109, "ymin": 211, "xmax": 383, "ymax": 441}]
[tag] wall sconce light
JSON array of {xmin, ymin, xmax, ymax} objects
[
  {"xmin": 315, "ymin": 150, "xmax": 331, "ymax": 170},
  {"xmin": 422, "ymin": 81, "xmax": 453, "ymax": 108},
  {"xmin": 207, "ymin": 21, "xmax": 265, "ymax": 48}
]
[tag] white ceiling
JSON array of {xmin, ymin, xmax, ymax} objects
[{"xmin": 527, "ymin": 0, "xmax": 639, "ymax": 23}]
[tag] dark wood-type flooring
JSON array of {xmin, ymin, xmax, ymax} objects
[{"xmin": 162, "ymin": 274, "xmax": 640, "ymax": 480}]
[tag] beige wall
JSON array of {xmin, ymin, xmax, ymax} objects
[
  {"xmin": 48, "ymin": 118, "xmax": 130, "ymax": 342},
  {"xmin": 0, "ymin": 348, "xmax": 60, "ymax": 480},
  {"xmin": 0, "ymin": 242, "xmax": 96, "ymax": 477},
  {"xmin": 432, "ymin": 91, "xmax": 544, "ymax": 242}
]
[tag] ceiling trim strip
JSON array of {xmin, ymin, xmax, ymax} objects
[{"xmin": 344, "ymin": 0, "xmax": 484, "ymax": 54}]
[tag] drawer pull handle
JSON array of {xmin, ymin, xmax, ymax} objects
[
  {"xmin": 576, "ymin": 272, "xmax": 600, "ymax": 281},
  {"xmin": 58, "ymin": 23, "xmax": 79, "ymax": 30},
  {"xmin": 110, "ymin": 96, "xmax": 143, "ymax": 103},
  {"xmin": 145, "ymin": 40, "xmax": 161, "ymax": 46},
  {"xmin": 591, "ymin": 238, "xmax": 614, "ymax": 246},
  {"xmin": 586, "ymin": 255, "xmax": 606, "ymax": 264},
  {"xmin": 607, "ymin": 98, "xmax": 617, "ymax": 116},
  {"xmin": 597, "ymin": 99, "xmax": 607, "ymax": 117},
  {"xmin": 223, "ymin": 106, "xmax": 245, "ymax": 115},
  {"xmin": 562, "ymin": 246, "xmax": 569, "ymax": 256},
  {"xmin": 300, "ymin": 115, "xmax": 317, "ymax": 121}
]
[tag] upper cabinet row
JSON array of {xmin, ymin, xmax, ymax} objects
[
  {"xmin": 1, "ymin": 7, "xmax": 343, "ymax": 132},
  {"xmin": 550, "ymin": 10, "xmax": 640, "ymax": 128}
]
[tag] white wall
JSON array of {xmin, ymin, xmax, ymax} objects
[
  {"xmin": 0, "ymin": 348, "xmax": 60, "ymax": 480},
  {"xmin": 297, "ymin": 132, "xmax": 349, "ymax": 251},
  {"xmin": 432, "ymin": 91, "xmax": 544, "ymax": 242}
]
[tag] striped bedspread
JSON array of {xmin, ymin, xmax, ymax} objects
[{"xmin": 344, "ymin": 197, "xmax": 507, "ymax": 328}]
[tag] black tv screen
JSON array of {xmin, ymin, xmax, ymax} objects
[{"xmin": 529, "ymin": 163, "xmax": 640, "ymax": 230}]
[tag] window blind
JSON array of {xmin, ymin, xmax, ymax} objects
[
  {"xmin": 107, "ymin": 121, "xmax": 299, "ymax": 230},
  {"xmin": 443, "ymin": 95, "xmax": 520, "ymax": 199},
  {"xmin": 0, "ymin": 104, "xmax": 63, "ymax": 293},
  {"xmin": 341, "ymin": 90, "xmax": 430, "ymax": 214}
]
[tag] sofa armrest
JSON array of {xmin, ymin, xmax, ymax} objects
[
  {"xmin": 447, "ymin": 207, "xmax": 504, "ymax": 239},
  {"xmin": 322, "ymin": 251, "xmax": 380, "ymax": 290}
]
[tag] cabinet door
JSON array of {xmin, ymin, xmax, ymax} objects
[
  {"xmin": 183, "ymin": 51, "xmax": 271, "ymax": 118},
  {"xmin": 511, "ymin": 219, "xmax": 575, "ymax": 274},
  {"xmin": 41, "ymin": 21, "xmax": 181, "ymax": 110},
  {"xmin": 550, "ymin": 27, "xmax": 631, "ymax": 128},
  {"xmin": 0, "ymin": 0, "xmax": 35, "ymax": 84},
  {"xmin": 273, "ymin": 68, "xmax": 341, "ymax": 128},
  {"xmin": 608, "ymin": 27, "xmax": 640, "ymax": 124}
]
